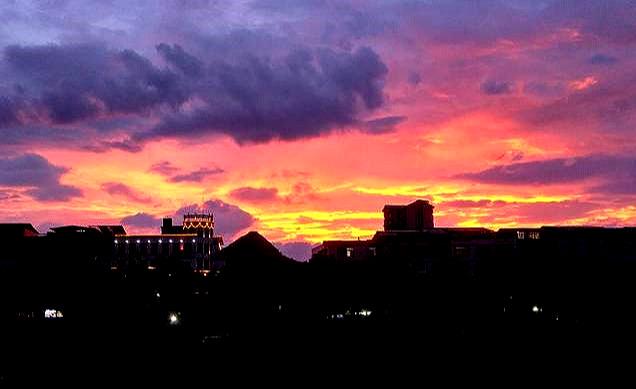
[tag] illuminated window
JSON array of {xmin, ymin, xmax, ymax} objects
[
  {"xmin": 44, "ymin": 309, "xmax": 64, "ymax": 319},
  {"xmin": 346, "ymin": 247, "xmax": 353, "ymax": 258},
  {"xmin": 529, "ymin": 231, "xmax": 540, "ymax": 240},
  {"xmin": 517, "ymin": 231, "xmax": 525, "ymax": 240}
]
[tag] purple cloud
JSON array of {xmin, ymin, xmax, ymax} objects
[
  {"xmin": 588, "ymin": 54, "xmax": 618, "ymax": 65},
  {"xmin": 120, "ymin": 212, "xmax": 161, "ymax": 229},
  {"xmin": 3, "ymin": 43, "xmax": 188, "ymax": 123},
  {"xmin": 148, "ymin": 161, "xmax": 224, "ymax": 182},
  {"xmin": 148, "ymin": 161, "xmax": 180, "ymax": 176},
  {"xmin": 175, "ymin": 199, "xmax": 255, "ymax": 241},
  {"xmin": 275, "ymin": 241, "xmax": 313, "ymax": 261},
  {"xmin": 169, "ymin": 167, "xmax": 225, "ymax": 183},
  {"xmin": 456, "ymin": 155, "xmax": 636, "ymax": 195},
  {"xmin": 0, "ymin": 153, "xmax": 81, "ymax": 201},
  {"xmin": 230, "ymin": 187, "xmax": 279, "ymax": 203},
  {"xmin": 362, "ymin": 116, "xmax": 406, "ymax": 134},
  {"xmin": 134, "ymin": 46, "xmax": 388, "ymax": 144},
  {"xmin": 481, "ymin": 80, "xmax": 512, "ymax": 95},
  {"xmin": 101, "ymin": 182, "xmax": 152, "ymax": 203}
]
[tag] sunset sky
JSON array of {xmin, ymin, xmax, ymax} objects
[{"xmin": 1, "ymin": 0, "xmax": 636, "ymax": 260}]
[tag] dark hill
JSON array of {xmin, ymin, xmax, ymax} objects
[{"xmin": 220, "ymin": 231, "xmax": 295, "ymax": 269}]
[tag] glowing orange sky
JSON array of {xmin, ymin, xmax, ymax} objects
[{"xmin": 1, "ymin": 1, "xmax": 636, "ymax": 259}]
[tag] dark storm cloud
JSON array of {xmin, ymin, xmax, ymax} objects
[
  {"xmin": 1, "ymin": 40, "xmax": 389, "ymax": 149},
  {"xmin": 2, "ymin": 0, "xmax": 635, "ymax": 154},
  {"xmin": 0, "ymin": 153, "xmax": 81, "ymax": 201},
  {"xmin": 3, "ymin": 43, "xmax": 189, "ymax": 123},
  {"xmin": 168, "ymin": 167, "xmax": 225, "ymax": 183},
  {"xmin": 120, "ymin": 212, "xmax": 161, "ymax": 229},
  {"xmin": 457, "ymin": 155, "xmax": 636, "ymax": 189},
  {"xmin": 230, "ymin": 187, "xmax": 279, "ymax": 203},
  {"xmin": 481, "ymin": 80, "xmax": 512, "ymax": 95},
  {"xmin": 156, "ymin": 43, "xmax": 203, "ymax": 77},
  {"xmin": 134, "ymin": 46, "xmax": 388, "ymax": 144},
  {"xmin": 0, "ymin": 96, "xmax": 20, "ymax": 127}
]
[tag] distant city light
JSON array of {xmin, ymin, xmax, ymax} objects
[
  {"xmin": 147, "ymin": 239, "xmax": 151, "ymax": 243},
  {"xmin": 125, "ymin": 240, "xmax": 129, "ymax": 244},
  {"xmin": 179, "ymin": 239, "xmax": 184, "ymax": 243},
  {"xmin": 359, "ymin": 309, "xmax": 372, "ymax": 317},
  {"xmin": 158, "ymin": 239, "xmax": 162, "ymax": 243},
  {"xmin": 169, "ymin": 239, "xmax": 173, "ymax": 243},
  {"xmin": 114, "ymin": 239, "xmax": 118, "ymax": 244},
  {"xmin": 169, "ymin": 312, "xmax": 179, "ymax": 325},
  {"xmin": 136, "ymin": 239, "xmax": 141, "ymax": 244},
  {"xmin": 192, "ymin": 239, "xmax": 196, "ymax": 243},
  {"xmin": 532, "ymin": 305, "xmax": 541, "ymax": 313}
]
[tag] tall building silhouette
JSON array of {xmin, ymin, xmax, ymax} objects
[{"xmin": 383, "ymin": 199, "xmax": 434, "ymax": 231}]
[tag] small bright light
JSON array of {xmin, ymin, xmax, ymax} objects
[
  {"xmin": 169, "ymin": 239, "xmax": 173, "ymax": 243},
  {"xmin": 125, "ymin": 240, "xmax": 129, "ymax": 244},
  {"xmin": 359, "ymin": 309, "xmax": 372, "ymax": 317},
  {"xmin": 169, "ymin": 313, "xmax": 179, "ymax": 325},
  {"xmin": 147, "ymin": 240, "xmax": 151, "ymax": 243},
  {"xmin": 156, "ymin": 292, "xmax": 160, "ymax": 298},
  {"xmin": 532, "ymin": 305, "xmax": 539, "ymax": 313},
  {"xmin": 136, "ymin": 239, "xmax": 141, "ymax": 244},
  {"xmin": 114, "ymin": 239, "xmax": 118, "ymax": 244},
  {"xmin": 192, "ymin": 239, "xmax": 196, "ymax": 243},
  {"xmin": 158, "ymin": 239, "xmax": 162, "ymax": 243},
  {"xmin": 179, "ymin": 239, "xmax": 184, "ymax": 243}
]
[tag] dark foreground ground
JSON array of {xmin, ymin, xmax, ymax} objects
[
  {"xmin": 3, "ymin": 253, "xmax": 636, "ymax": 383},
  {"xmin": 2, "ymin": 305, "xmax": 634, "ymax": 384}
]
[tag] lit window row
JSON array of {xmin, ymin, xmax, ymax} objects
[{"xmin": 114, "ymin": 238, "xmax": 198, "ymax": 244}]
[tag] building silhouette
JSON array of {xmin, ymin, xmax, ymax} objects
[
  {"xmin": 312, "ymin": 200, "xmax": 636, "ymax": 277},
  {"xmin": 113, "ymin": 213, "xmax": 223, "ymax": 272},
  {"xmin": 383, "ymin": 199, "xmax": 434, "ymax": 231}
]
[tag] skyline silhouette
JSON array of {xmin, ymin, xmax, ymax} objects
[
  {"xmin": 1, "ymin": 1, "xmax": 636, "ymax": 380},
  {"xmin": 1, "ymin": 1, "xmax": 636, "ymax": 258}
]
